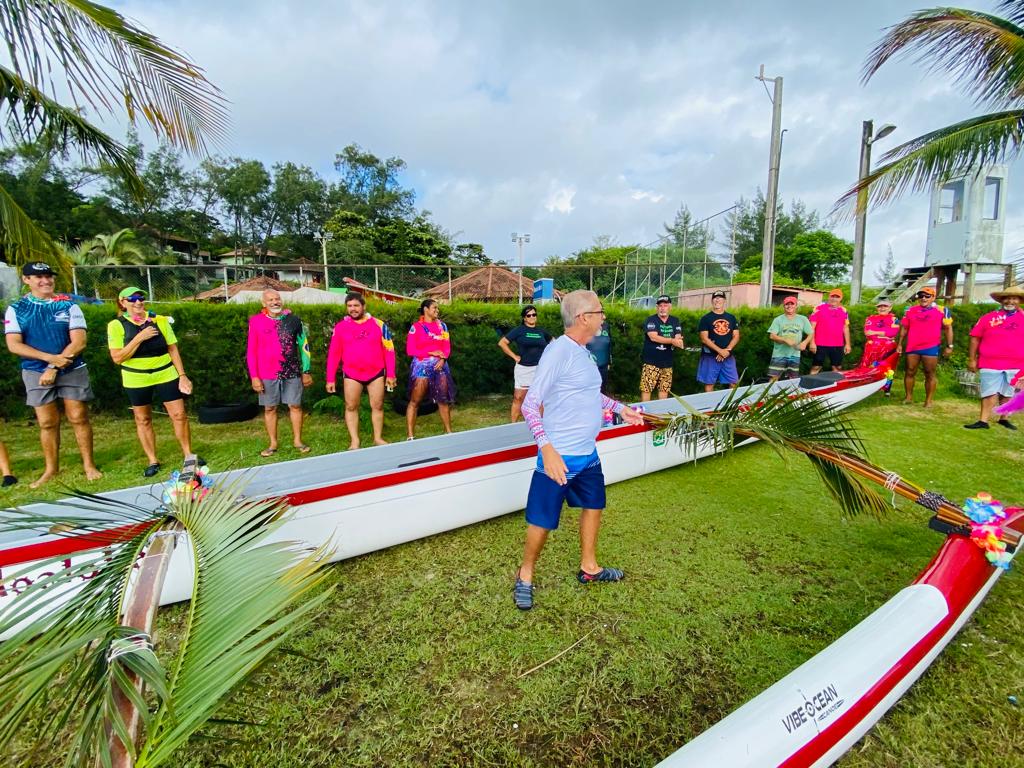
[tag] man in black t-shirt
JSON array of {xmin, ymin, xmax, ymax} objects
[
  {"xmin": 586, "ymin": 320, "xmax": 612, "ymax": 394},
  {"xmin": 640, "ymin": 295, "xmax": 683, "ymax": 401},
  {"xmin": 697, "ymin": 290, "xmax": 741, "ymax": 392}
]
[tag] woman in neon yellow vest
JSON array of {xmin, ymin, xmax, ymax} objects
[{"xmin": 107, "ymin": 287, "xmax": 194, "ymax": 477}]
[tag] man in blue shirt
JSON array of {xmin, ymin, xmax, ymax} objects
[
  {"xmin": 4, "ymin": 262, "xmax": 102, "ymax": 488},
  {"xmin": 514, "ymin": 290, "xmax": 644, "ymax": 610}
]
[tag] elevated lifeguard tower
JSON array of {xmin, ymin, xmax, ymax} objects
[{"xmin": 875, "ymin": 164, "xmax": 1014, "ymax": 304}]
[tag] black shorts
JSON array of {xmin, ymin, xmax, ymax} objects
[
  {"xmin": 812, "ymin": 345, "xmax": 845, "ymax": 368},
  {"xmin": 344, "ymin": 369, "xmax": 385, "ymax": 387},
  {"xmin": 125, "ymin": 378, "xmax": 183, "ymax": 407}
]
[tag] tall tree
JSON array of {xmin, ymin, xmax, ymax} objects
[
  {"xmin": 874, "ymin": 243, "xmax": 899, "ymax": 285},
  {"xmin": 331, "ymin": 144, "xmax": 415, "ymax": 223},
  {"xmin": 837, "ymin": 0, "xmax": 1024, "ymax": 212},
  {"xmin": 0, "ymin": 0, "xmax": 227, "ymax": 269},
  {"xmin": 663, "ymin": 204, "xmax": 710, "ymax": 250}
]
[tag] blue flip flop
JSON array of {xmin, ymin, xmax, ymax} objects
[{"xmin": 577, "ymin": 567, "xmax": 624, "ymax": 584}]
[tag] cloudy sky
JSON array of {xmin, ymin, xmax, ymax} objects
[{"xmin": 114, "ymin": 0, "xmax": 1020, "ymax": 276}]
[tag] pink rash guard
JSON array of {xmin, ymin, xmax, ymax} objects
[
  {"xmin": 405, "ymin": 319, "xmax": 451, "ymax": 361},
  {"xmin": 326, "ymin": 314, "xmax": 396, "ymax": 385}
]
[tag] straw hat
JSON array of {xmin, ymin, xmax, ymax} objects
[{"xmin": 989, "ymin": 284, "xmax": 1024, "ymax": 301}]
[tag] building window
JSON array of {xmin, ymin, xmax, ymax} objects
[
  {"xmin": 983, "ymin": 177, "xmax": 1001, "ymax": 220},
  {"xmin": 938, "ymin": 181, "xmax": 964, "ymax": 224}
]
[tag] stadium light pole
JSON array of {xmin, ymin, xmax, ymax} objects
[
  {"xmin": 314, "ymin": 231, "xmax": 334, "ymax": 291},
  {"xmin": 850, "ymin": 120, "xmax": 896, "ymax": 304},
  {"xmin": 512, "ymin": 232, "xmax": 531, "ymax": 304}
]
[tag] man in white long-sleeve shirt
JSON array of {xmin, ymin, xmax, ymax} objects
[{"xmin": 515, "ymin": 290, "xmax": 644, "ymax": 610}]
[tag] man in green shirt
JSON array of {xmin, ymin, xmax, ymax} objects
[{"xmin": 767, "ymin": 296, "xmax": 813, "ymax": 381}]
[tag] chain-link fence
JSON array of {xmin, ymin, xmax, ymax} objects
[{"xmin": 70, "ymin": 206, "xmax": 738, "ymax": 304}]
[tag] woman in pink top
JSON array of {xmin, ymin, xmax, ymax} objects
[
  {"xmin": 405, "ymin": 299, "xmax": 455, "ymax": 439},
  {"xmin": 965, "ymin": 285, "xmax": 1024, "ymax": 429}
]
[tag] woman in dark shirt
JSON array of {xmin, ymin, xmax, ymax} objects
[{"xmin": 498, "ymin": 305, "xmax": 552, "ymax": 422}]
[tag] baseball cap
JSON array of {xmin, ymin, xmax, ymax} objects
[
  {"xmin": 875, "ymin": 297, "xmax": 892, "ymax": 306},
  {"xmin": 828, "ymin": 289, "xmax": 843, "ymax": 298},
  {"xmin": 917, "ymin": 286, "xmax": 936, "ymax": 297},
  {"xmin": 711, "ymin": 290, "xmax": 727, "ymax": 299},
  {"xmin": 22, "ymin": 261, "xmax": 55, "ymax": 276},
  {"xmin": 118, "ymin": 286, "xmax": 147, "ymax": 300},
  {"xmin": 782, "ymin": 296, "xmax": 797, "ymax": 305},
  {"xmin": 656, "ymin": 294, "xmax": 671, "ymax": 304}
]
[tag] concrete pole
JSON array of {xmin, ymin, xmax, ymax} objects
[
  {"xmin": 850, "ymin": 120, "xmax": 874, "ymax": 305},
  {"xmin": 758, "ymin": 70, "xmax": 783, "ymax": 308}
]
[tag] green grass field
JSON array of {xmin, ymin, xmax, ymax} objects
[{"xmin": 3, "ymin": 389, "xmax": 1022, "ymax": 767}]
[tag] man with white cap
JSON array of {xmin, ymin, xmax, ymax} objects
[
  {"xmin": 965, "ymin": 285, "xmax": 1024, "ymax": 430},
  {"xmin": 4, "ymin": 262, "xmax": 102, "ymax": 487},
  {"xmin": 897, "ymin": 285, "xmax": 953, "ymax": 407}
]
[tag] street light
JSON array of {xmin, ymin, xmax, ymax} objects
[
  {"xmin": 850, "ymin": 120, "xmax": 896, "ymax": 304},
  {"xmin": 314, "ymin": 231, "xmax": 334, "ymax": 292},
  {"xmin": 511, "ymin": 232, "xmax": 530, "ymax": 304}
]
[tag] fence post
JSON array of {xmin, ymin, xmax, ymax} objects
[
  {"xmin": 222, "ymin": 267, "xmax": 228, "ymax": 301},
  {"xmin": 448, "ymin": 267, "xmax": 452, "ymax": 302},
  {"xmin": 589, "ymin": 266, "xmax": 594, "ymax": 292},
  {"xmin": 72, "ymin": 266, "xmax": 79, "ymax": 295},
  {"xmin": 374, "ymin": 267, "xmax": 379, "ymax": 291},
  {"xmin": 146, "ymin": 266, "xmax": 154, "ymax": 300}
]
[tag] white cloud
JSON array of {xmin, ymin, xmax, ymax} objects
[{"xmin": 544, "ymin": 185, "xmax": 577, "ymax": 215}]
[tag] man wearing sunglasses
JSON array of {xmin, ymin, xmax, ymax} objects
[
  {"xmin": 640, "ymin": 294, "xmax": 683, "ymax": 401},
  {"xmin": 4, "ymin": 262, "xmax": 101, "ymax": 488}
]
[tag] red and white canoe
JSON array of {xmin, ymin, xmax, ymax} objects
[{"xmin": 8, "ymin": 344, "xmax": 1008, "ymax": 766}]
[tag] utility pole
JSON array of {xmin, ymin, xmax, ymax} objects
[
  {"xmin": 756, "ymin": 65, "xmax": 783, "ymax": 308},
  {"xmin": 314, "ymin": 231, "xmax": 334, "ymax": 291},
  {"xmin": 850, "ymin": 120, "xmax": 896, "ymax": 304},
  {"xmin": 511, "ymin": 232, "xmax": 530, "ymax": 304}
]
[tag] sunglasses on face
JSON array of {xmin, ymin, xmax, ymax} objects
[
  {"xmin": 524, "ymin": 312, "xmax": 537, "ymax": 317},
  {"xmin": 126, "ymin": 295, "xmax": 146, "ymax": 303}
]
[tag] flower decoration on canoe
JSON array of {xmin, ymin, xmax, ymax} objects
[
  {"xmin": 162, "ymin": 464, "xmax": 212, "ymax": 505},
  {"xmin": 963, "ymin": 493, "xmax": 1014, "ymax": 570}
]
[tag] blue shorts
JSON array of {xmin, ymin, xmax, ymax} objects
[
  {"xmin": 907, "ymin": 345, "xmax": 940, "ymax": 357},
  {"xmin": 525, "ymin": 451, "xmax": 605, "ymax": 530},
  {"xmin": 979, "ymin": 369, "xmax": 1019, "ymax": 398},
  {"xmin": 697, "ymin": 354, "xmax": 739, "ymax": 385}
]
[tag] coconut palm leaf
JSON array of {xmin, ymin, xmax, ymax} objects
[
  {"xmin": 0, "ymin": 476, "xmax": 332, "ymax": 767},
  {"xmin": 0, "ymin": 0, "xmax": 229, "ymax": 154},
  {"xmin": 833, "ymin": 110, "xmax": 1024, "ymax": 216},
  {"xmin": 863, "ymin": 3, "xmax": 1024, "ymax": 109},
  {"xmin": 0, "ymin": 179, "xmax": 66, "ymax": 266},
  {"xmin": 137, "ymin": 485, "xmax": 332, "ymax": 766},
  {"xmin": 0, "ymin": 497, "xmax": 166, "ymax": 768},
  {"xmin": 653, "ymin": 386, "xmax": 894, "ymax": 519}
]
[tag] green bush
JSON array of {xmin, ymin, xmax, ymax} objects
[{"xmin": 0, "ymin": 298, "xmax": 999, "ymax": 418}]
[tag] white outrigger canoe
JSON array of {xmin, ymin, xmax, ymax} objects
[{"xmin": 2, "ymin": 362, "xmax": 1018, "ymax": 767}]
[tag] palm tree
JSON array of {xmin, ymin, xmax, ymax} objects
[
  {"xmin": 77, "ymin": 228, "xmax": 152, "ymax": 266},
  {"xmin": 835, "ymin": 0, "xmax": 1024, "ymax": 212},
  {"xmin": 0, "ymin": 1, "xmax": 228, "ymax": 268},
  {"xmin": 0, "ymin": 464, "xmax": 332, "ymax": 767}
]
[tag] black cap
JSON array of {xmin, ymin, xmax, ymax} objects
[
  {"xmin": 656, "ymin": 294, "xmax": 671, "ymax": 304},
  {"xmin": 22, "ymin": 261, "xmax": 55, "ymax": 276},
  {"xmin": 711, "ymin": 290, "xmax": 727, "ymax": 299}
]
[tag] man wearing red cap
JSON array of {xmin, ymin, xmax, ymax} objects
[
  {"xmin": 897, "ymin": 286, "xmax": 953, "ymax": 407},
  {"xmin": 809, "ymin": 289, "xmax": 851, "ymax": 374}
]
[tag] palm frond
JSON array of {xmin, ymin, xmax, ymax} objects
[
  {"xmin": 136, "ymin": 480, "xmax": 333, "ymax": 766},
  {"xmin": 0, "ymin": 180, "xmax": 65, "ymax": 268},
  {"xmin": 655, "ymin": 386, "xmax": 893, "ymax": 518},
  {"xmin": 864, "ymin": 6, "xmax": 1024, "ymax": 108},
  {"xmin": 0, "ymin": 0, "xmax": 229, "ymax": 153},
  {"xmin": 0, "ymin": 500, "xmax": 166, "ymax": 768},
  {"xmin": 832, "ymin": 111, "xmax": 1024, "ymax": 218},
  {"xmin": 0, "ymin": 64, "xmax": 145, "ymax": 198}
]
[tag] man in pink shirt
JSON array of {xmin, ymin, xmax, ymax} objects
[
  {"xmin": 808, "ymin": 289, "xmax": 851, "ymax": 374},
  {"xmin": 247, "ymin": 290, "xmax": 313, "ymax": 457},
  {"xmin": 965, "ymin": 285, "xmax": 1024, "ymax": 430},
  {"xmin": 405, "ymin": 298, "xmax": 455, "ymax": 439},
  {"xmin": 326, "ymin": 293, "xmax": 397, "ymax": 449},
  {"xmin": 897, "ymin": 286, "xmax": 953, "ymax": 407}
]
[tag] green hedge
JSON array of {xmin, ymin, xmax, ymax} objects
[{"xmin": 0, "ymin": 299, "xmax": 998, "ymax": 417}]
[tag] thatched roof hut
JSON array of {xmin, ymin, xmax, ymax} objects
[
  {"xmin": 422, "ymin": 266, "xmax": 560, "ymax": 303},
  {"xmin": 192, "ymin": 276, "xmax": 294, "ymax": 302}
]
